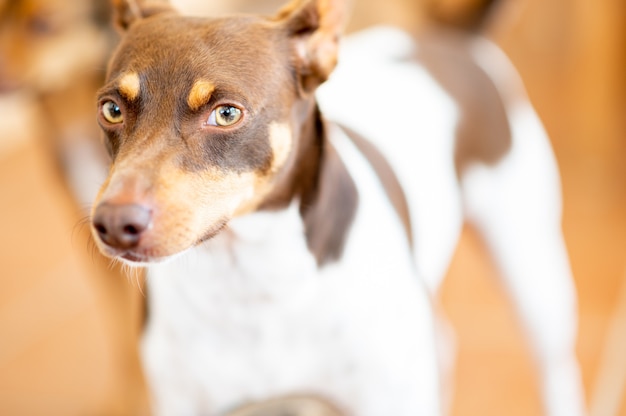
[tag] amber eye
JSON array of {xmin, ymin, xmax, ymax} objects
[
  {"xmin": 206, "ymin": 105, "xmax": 242, "ymax": 127},
  {"xmin": 101, "ymin": 100, "xmax": 123, "ymax": 124}
]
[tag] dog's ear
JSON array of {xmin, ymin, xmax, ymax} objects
[
  {"xmin": 111, "ymin": 0, "xmax": 174, "ymax": 31},
  {"xmin": 276, "ymin": 0, "xmax": 352, "ymax": 93}
]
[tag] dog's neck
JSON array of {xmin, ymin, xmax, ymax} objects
[{"xmin": 260, "ymin": 97, "xmax": 359, "ymax": 266}]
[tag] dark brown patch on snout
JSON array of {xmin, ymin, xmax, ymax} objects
[{"xmin": 416, "ymin": 29, "xmax": 512, "ymax": 176}]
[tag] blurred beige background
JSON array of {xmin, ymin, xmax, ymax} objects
[{"xmin": 0, "ymin": 0, "xmax": 624, "ymax": 415}]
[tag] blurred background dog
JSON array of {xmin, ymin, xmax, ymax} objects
[
  {"xmin": 0, "ymin": 0, "xmax": 624, "ymax": 415},
  {"xmin": 0, "ymin": 0, "xmax": 113, "ymax": 207}
]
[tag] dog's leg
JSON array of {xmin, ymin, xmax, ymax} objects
[{"xmin": 461, "ymin": 83, "xmax": 586, "ymax": 416}]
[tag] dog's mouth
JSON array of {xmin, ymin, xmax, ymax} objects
[
  {"xmin": 195, "ymin": 218, "xmax": 229, "ymax": 245},
  {"xmin": 120, "ymin": 251, "xmax": 152, "ymax": 264},
  {"xmin": 98, "ymin": 245, "xmax": 168, "ymax": 266},
  {"xmin": 103, "ymin": 245, "xmax": 188, "ymax": 266}
]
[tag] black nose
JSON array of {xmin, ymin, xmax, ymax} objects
[{"xmin": 92, "ymin": 203, "xmax": 152, "ymax": 250}]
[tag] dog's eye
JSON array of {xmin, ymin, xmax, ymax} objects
[
  {"xmin": 101, "ymin": 101, "xmax": 123, "ymax": 124},
  {"xmin": 207, "ymin": 105, "xmax": 242, "ymax": 127}
]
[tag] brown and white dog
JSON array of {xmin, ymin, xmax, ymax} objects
[{"xmin": 90, "ymin": 0, "xmax": 585, "ymax": 414}]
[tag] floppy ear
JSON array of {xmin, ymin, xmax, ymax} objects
[
  {"xmin": 111, "ymin": 0, "xmax": 174, "ymax": 31},
  {"xmin": 276, "ymin": 0, "xmax": 352, "ymax": 93}
]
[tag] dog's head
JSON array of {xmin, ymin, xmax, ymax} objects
[
  {"xmin": 91, "ymin": 0, "xmax": 351, "ymax": 264},
  {"xmin": 0, "ymin": 0, "xmax": 111, "ymax": 93}
]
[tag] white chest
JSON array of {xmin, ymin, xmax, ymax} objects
[{"xmin": 141, "ymin": 132, "xmax": 441, "ymax": 415}]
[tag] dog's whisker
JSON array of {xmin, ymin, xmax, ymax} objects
[
  {"xmin": 125, "ymin": 265, "xmax": 147, "ymax": 298},
  {"xmin": 88, "ymin": 239, "xmax": 98, "ymax": 264},
  {"xmin": 107, "ymin": 257, "xmax": 120, "ymax": 272},
  {"xmin": 81, "ymin": 207, "xmax": 93, "ymax": 218},
  {"xmin": 71, "ymin": 215, "xmax": 92, "ymax": 243},
  {"xmin": 122, "ymin": 263, "xmax": 132, "ymax": 281},
  {"xmin": 135, "ymin": 270, "xmax": 147, "ymax": 298}
]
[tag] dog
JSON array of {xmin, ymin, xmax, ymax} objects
[
  {"xmin": 90, "ymin": 0, "xmax": 585, "ymax": 414},
  {"xmin": 0, "ymin": 0, "xmax": 114, "ymax": 207}
]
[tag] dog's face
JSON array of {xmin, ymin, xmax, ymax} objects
[
  {"xmin": 0, "ymin": 0, "xmax": 110, "ymax": 93},
  {"xmin": 91, "ymin": 0, "xmax": 348, "ymax": 264}
]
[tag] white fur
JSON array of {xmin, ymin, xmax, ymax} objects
[{"xmin": 142, "ymin": 126, "xmax": 442, "ymax": 415}]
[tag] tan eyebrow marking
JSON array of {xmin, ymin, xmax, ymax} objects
[
  {"xmin": 118, "ymin": 72, "xmax": 141, "ymax": 101},
  {"xmin": 188, "ymin": 80, "xmax": 215, "ymax": 111}
]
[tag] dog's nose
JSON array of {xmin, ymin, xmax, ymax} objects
[{"xmin": 92, "ymin": 203, "xmax": 152, "ymax": 249}]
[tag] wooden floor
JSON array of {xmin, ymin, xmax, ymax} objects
[{"xmin": 0, "ymin": 0, "xmax": 624, "ymax": 414}]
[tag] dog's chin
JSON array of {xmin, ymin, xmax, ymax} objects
[
  {"xmin": 97, "ymin": 248, "xmax": 180, "ymax": 267},
  {"xmin": 91, "ymin": 237, "xmax": 191, "ymax": 267},
  {"xmin": 116, "ymin": 250, "xmax": 186, "ymax": 267}
]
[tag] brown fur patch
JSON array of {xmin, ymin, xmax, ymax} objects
[
  {"xmin": 118, "ymin": 71, "xmax": 141, "ymax": 101},
  {"xmin": 187, "ymin": 79, "xmax": 215, "ymax": 111},
  {"xmin": 416, "ymin": 29, "xmax": 512, "ymax": 176},
  {"xmin": 301, "ymin": 129, "xmax": 358, "ymax": 266},
  {"xmin": 231, "ymin": 122, "xmax": 295, "ymax": 215}
]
